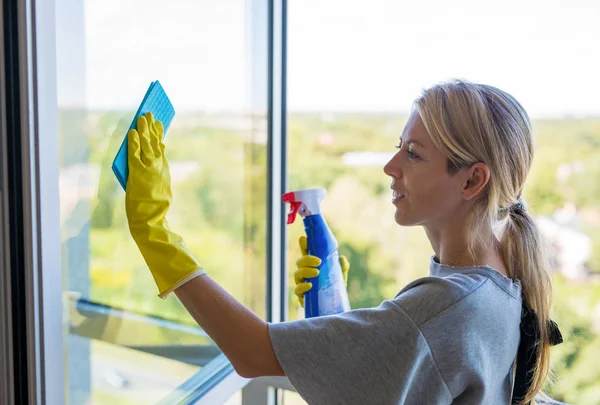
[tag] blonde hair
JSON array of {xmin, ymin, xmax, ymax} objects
[{"xmin": 416, "ymin": 79, "xmax": 553, "ymax": 404}]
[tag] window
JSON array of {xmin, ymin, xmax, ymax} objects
[
  {"xmin": 56, "ymin": 0, "xmax": 268, "ymax": 403},
  {"xmin": 287, "ymin": 1, "xmax": 600, "ymax": 403}
]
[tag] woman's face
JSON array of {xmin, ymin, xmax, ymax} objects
[{"xmin": 383, "ymin": 111, "xmax": 466, "ymax": 227}]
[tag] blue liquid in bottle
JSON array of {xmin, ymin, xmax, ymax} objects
[
  {"xmin": 302, "ymin": 213, "xmax": 350, "ymax": 318},
  {"xmin": 282, "ymin": 188, "xmax": 351, "ymax": 318}
]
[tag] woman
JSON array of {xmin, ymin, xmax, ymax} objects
[{"xmin": 125, "ymin": 79, "xmax": 562, "ymax": 404}]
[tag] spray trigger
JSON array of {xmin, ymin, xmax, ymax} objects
[{"xmin": 282, "ymin": 192, "xmax": 302, "ymax": 224}]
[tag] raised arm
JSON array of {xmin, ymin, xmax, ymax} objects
[{"xmin": 125, "ymin": 112, "xmax": 283, "ymax": 378}]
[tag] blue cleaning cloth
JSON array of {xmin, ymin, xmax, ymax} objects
[{"xmin": 112, "ymin": 80, "xmax": 175, "ymax": 190}]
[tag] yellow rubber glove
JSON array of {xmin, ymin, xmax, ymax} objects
[
  {"xmin": 294, "ymin": 235, "xmax": 350, "ymax": 308},
  {"xmin": 125, "ymin": 112, "xmax": 205, "ymax": 298}
]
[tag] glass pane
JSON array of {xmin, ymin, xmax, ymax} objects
[
  {"xmin": 287, "ymin": 1, "xmax": 600, "ymax": 403},
  {"xmin": 56, "ymin": 0, "xmax": 268, "ymax": 403},
  {"xmin": 283, "ymin": 390, "xmax": 307, "ymax": 405},
  {"xmin": 224, "ymin": 391, "xmax": 242, "ymax": 405},
  {"xmin": 85, "ymin": 339, "xmax": 199, "ymax": 404}
]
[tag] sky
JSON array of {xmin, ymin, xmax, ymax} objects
[{"xmin": 55, "ymin": 0, "xmax": 600, "ymax": 117}]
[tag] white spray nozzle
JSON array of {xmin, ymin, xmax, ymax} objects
[{"xmin": 282, "ymin": 188, "xmax": 326, "ymax": 224}]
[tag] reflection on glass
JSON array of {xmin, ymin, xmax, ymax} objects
[
  {"xmin": 56, "ymin": 0, "xmax": 267, "ymax": 403},
  {"xmin": 287, "ymin": 1, "xmax": 600, "ymax": 403}
]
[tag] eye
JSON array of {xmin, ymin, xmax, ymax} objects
[
  {"xmin": 407, "ymin": 149, "xmax": 419, "ymax": 159},
  {"xmin": 394, "ymin": 140, "xmax": 419, "ymax": 159}
]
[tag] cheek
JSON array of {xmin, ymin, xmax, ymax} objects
[{"xmin": 410, "ymin": 175, "xmax": 459, "ymax": 212}]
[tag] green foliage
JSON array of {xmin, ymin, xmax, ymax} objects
[
  {"xmin": 546, "ymin": 274, "xmax": 600, "ymax": 403},
  {"xmin": 62, "ymin": 110, "xmax": 600, "ymax": 402}
]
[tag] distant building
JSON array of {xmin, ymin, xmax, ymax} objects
[{"xmin": 537, "ymin": 204, "xmax": 592, "ymax": 280}]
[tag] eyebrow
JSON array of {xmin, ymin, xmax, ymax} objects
[
  {"xmin": 407, "ymin": 139, "xmax": 425, "ymax": 148},
  {"xmin": 400, "ymin": 137, "xmax": 426, "ymax": 148}
]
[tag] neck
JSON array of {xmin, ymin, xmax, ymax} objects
[{"xmin": 425, "ymin": 220, "xmax": 502, "ymax": 271}]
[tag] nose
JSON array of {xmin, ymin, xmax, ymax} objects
[{"xmin": 383, "ymin": 151, "xmax": 402, "ymax": 179}]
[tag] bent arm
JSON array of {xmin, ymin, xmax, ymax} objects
[{"xmin": 175, "ymin": 275, "xmax": 285, "ymax": 378}]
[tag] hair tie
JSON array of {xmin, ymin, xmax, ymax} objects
[{"xmin": 511, "ymin": 199, "xmax": 527, "ymax": 213}]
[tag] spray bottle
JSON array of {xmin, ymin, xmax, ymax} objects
[{"xmin": 282, "ymin": 188, "xmax": 351, "ymax": 318}]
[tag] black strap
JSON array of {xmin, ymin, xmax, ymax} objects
[{"xmin": 512, "ymin": 301, "xmax": 563, "ymax": 404}]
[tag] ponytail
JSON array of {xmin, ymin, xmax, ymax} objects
[{"xmin": 500, "ymin": 203, "xmax": 562, "ymax": 404}]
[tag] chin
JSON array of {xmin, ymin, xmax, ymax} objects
[{"xmin": 394, "ymin": 212, "xmax": 418, "ymax": 227}]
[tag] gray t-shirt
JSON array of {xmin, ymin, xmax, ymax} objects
[{"xmin": 268, "ymin": 256, "xmax": 523, "ymax": 405}]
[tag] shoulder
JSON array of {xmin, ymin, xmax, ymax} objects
[
  {"xmin": 392, "ymin": 272, "xmax": 492, "ymax": 327},
  {"xmin": 268, "ymin": 299, "xmax": 454, "ymax": 404}
]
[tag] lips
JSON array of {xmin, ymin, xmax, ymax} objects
[{"xmin": 392, "ymin": 190, "xmax": 405, "ymax": 199}]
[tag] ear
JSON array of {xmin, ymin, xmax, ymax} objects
[{"xmin": 462, "ymin": 162, "xmax": 490, "ymax": 201}]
